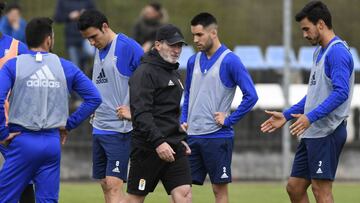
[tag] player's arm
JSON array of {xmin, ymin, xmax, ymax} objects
[
  {"xmin": 261, "ymin": 90, "xmax": 307, "ymax": 134},
  {"xmin": 220, "ymin": 55, "xmax": 258, "ymax": 127},
  {"xmin": 306, "ymin": 48, "xmax": 353, "ymax": 123},
  {"xmin": 283, "ymin": 96, "xmax": 307, "ymax": 121},
  {"xmin": 115, "ymin": 38, "xmax": 144, "ymax": 77},
  {"xmin": 284, "ymin": 47, "xmax": 351, "ymax": 136},
  {"xmin": 115, "ymin": 38, "xmax": 144, "ymax": 120},
  {"xmin": 0, "ymin": 60, "xmax": 16, "ymax": 141},
  {"xmin": 179, "ymin": 55, "xmax": 195, "ymax": 131},
  {"xmin": 60, "ymin": 59, "xmax": 102, "ymax": 131}
]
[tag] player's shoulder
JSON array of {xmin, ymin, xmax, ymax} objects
[
  {"xmin": 59, "ymin": 57, "xmax": 80, "ymax": 71},
  {"xmin": 222, "ymin": 50, "xmax": 242, "ymax": 66},
  {"xmin": 115, "ymin": 33, "xmax": 143, "ymax": 54},
  {"xmin": 3, "ymin": 57, "xmax": 17, "ymax": 67},
  {"xmin": 327, "ymin": 41, "xmax": 352, "ymax": 63},
  {"xmin": 0, "ymin": 34, "xmax": 12, "ymax": 43},
  {"xmin": 59, "ymin": 57, "xmax": 72, "ymax": 65},
  {"xmin": 17, "ymin": 41, "xmax": 29, "ymax": 54},
  {"xmin": 329, "ymin": 42, "xmax": 351, "ymax": 55},
  {"xmin": 187, "ymin": 53, "xmax": 197, "ymax": 65},
  {"xmin": 116, "ymin": 33, "xmax": 141, "ymax": 48}
]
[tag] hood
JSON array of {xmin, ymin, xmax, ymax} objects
[{"xmin": 141, "ymin": 49, "xmax": 179, "ymax": 71}]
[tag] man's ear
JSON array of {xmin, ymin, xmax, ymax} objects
[
  {"xmin": 101, "ymin": 22, "xmax": 109, "ymax": 33},
  {"xmin": 154, "ymin": 41, "xmax": 161, "ymax": 51},
  {"xmin": 317, "ymin": 19, "xmax": 325, "ymax": 31}
]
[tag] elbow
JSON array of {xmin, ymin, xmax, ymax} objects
[
  {"xmin": 87, "ymin": 94, "xmax": 102, "ymax": 109},
  {"xmin": 250, "ymin": 92, "xmax": 259, "ymax": 107},
  {"xmin": 94, "ymin": 96, "xmax": 102, "ymax": 108},
  {"xmin": 336, "ymin": 89, "xmax": 349, "ymax": 103}
]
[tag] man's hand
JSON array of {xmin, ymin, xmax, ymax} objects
[
  {"xmin": 180, "ymin": 122, "xmax": 188, "ymax": 133},
  {"xmin": 181, "ymin": 141, "xmax": 191, "ymax": 156},
  {"xmin": 0, "ymin": 131, "xmax": 21, "ymax": 147},
  {"xmin": 214, "ymin": 112, "xmax": 226, "ymax": 126},
  {"xmin": 260, "ymin": 110, "xmax": 287, "ymax": 133},
  {"xmin": 59, "ymin": 127, "xmax": 68, "ymax": 145},
  {"xmin": 289, "ymin": 114, "xmax": 310, "ymax": 137},
  {"xmin": 156, "ymin": 142, "xmax": 176, "ymax": 162},
  {"xmin": 116, "ymin": 105, "xmax": 131, "ymax": 120}
]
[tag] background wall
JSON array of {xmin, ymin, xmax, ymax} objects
[{"xmin": 17, "ymin": 0, "xmax": 360, "ymax": 58}]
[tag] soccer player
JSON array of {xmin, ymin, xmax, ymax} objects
[
  {"xmin": 0, "ymin": 17, "xmax": 101, "ymax": 202},
  {"xmin": 180, "ymin": 13, "xmax": 258, "ymax": 203},
  {"xmin": 261, "ymin": 1, "xmax": 354, "ymax": 203},
  {"xmin": 0, "ymin": 2, "xmax": 35, "ymax": 202},
  {"xmin": 78, "ymin": 10, "xmax": 143, "ymax": 203},
  {"xmin": 122, "ymin": 24, "xmax": 191, "ymax": 203}
]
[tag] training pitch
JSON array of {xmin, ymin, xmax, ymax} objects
[{"xmin": 59, "ymin": 181, "xmax": 360, "ymax": 203}]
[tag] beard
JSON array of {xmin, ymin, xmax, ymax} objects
[
  {"xmin": 159, "ymin": 51, "xmax": 179, "ymax": 64},
  {"xmin": 306, "ymin": 33, "xmax": 320, "ymax": 46},
  {"xmin": 197, "ymin": 37, "xmax": 213, "ymax": 52}
]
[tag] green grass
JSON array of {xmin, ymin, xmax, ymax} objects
[{"xmin": 59, "ymin": 181, "xmax": 360, "ymax": 203}]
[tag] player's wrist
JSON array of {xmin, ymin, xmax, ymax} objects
[
  {"xmin": 223, "ymin": 118, "xmax": 231, "ymax": 127},
  {"xmin": 282, "ymin": 111, "xmax": 293, "ymax": 121},
  {"xmin": 153, "ymin": 138, "xmax": 166, "ymax": 149}
]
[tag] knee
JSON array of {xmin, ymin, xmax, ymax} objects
[
  {"xmin": 179, "ymin": 186, "xmax": 192, "ymax": 197},
  {"xmin": 100, "ymin": 177, "xmax": 122, "ymax": 192},
  {"xmin": 172, "ymin": 185, "xmax": 192, "ymax": 202},
  {"xmin": 212, "ymin": 184, "xmax": 227, "ymax": 198},
  {"xmin": 311, "ymin": 184, "xmax": 321, "ymax": 198},
  {"xmin": 183, "ymin": 187, "xmax": 192, "ymax": 200},
  {"xmin": 286, "ymin": 182, "xmax": 305, "ymax": 197},
  {"xmin": 311, "ymin": 183, "xmax": 331, "ymax": 199}
]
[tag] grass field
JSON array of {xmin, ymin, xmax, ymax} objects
[{"xmin": 59, "ymin": 181, "xmax": 360, "ymax": 203}]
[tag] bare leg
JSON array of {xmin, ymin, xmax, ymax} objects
[
  {"xmin": 119, "ymin": 193, "xmax": 146, "ymax": 203},
  {"xmin": 212, "ymin": 183, "xmax": 228, "ymax": 203},
  {"xmin": 311, "ymin": 179, "xmax": 333, "ymax": 203},
  {"xmin": 286, "ymin": 177, "xmax": 311, "ymax": 203},
  {"xmin": 100, "ymin": 176, "xmax": 125, "ymax": 203},
  {"xmin": 170, "ymin": 185, "xmax": 192, "ymax": 203}
]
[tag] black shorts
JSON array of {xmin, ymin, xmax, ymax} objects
[{"xmin": 127, "ymin": 144, "xmax": 192, "ymax": 196}]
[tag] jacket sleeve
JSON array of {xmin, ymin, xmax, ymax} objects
[{"xmin": 129, "ymin": 68, "xmax": 166, "ymax": 148}]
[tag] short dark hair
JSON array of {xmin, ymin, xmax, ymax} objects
[
  {"xmin": 78, "ymin": 9, "xmax": 108, "ymax": 31},
  {"xmin": 26, "ymin": 17, "xmax": 53, "ymax": 48},
  {"xmin": 191, "ymin": 12, "xmax": 217, "ymax": 27},
  {"xmin": 295, "ymin": 1, "xmax": 332, "ymax": 29},
  {"xmin": 4, "ymin": 2, "xmax": 21, "ymax": 14}
]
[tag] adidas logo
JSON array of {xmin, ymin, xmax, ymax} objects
[
  {"xmin": 26, "ymin": 65, "xmax": 60, "ymax": 88},
  {"xmin": 221, "ymin": 166, "xmax": 229, "ymax": 179},
  {"xmin": 168, "ymin": 80, "xmax": 174, "ymax": 86},
  {"xmin": 316, "ymin": 168, "xmax": 323, "ymax": 174},
  {"xmin": 96, "ymin": 68, "xmax": 108, "ymax": 84},
  {"xmin": 112, "ymin": 167, "xmax": 120, "ymax": 173},
  {"xmin": 112, "ymin": 161, "xmax": 120, "ymax": 173},
  {"xmin": 221, "ymin": 173, "xmax": 229, "ymax": 179}
]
